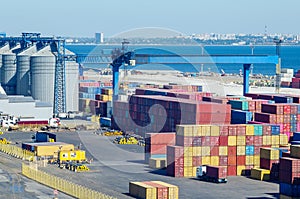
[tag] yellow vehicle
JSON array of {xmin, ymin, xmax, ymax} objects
[
  {"xmin": 58, "ymin": 150, "xmax": 86, "ymax": 164},
  {"xmin": 103, "ymin": 129, "xmax": 123, "ymax": 136},
  {"xmin": 65, "ymin": 162, "xmax": 90, "ymax": 172},
  {"xmin": 0, "ymin": 138, "xmax": 10, "ymax": 144},
  {"xmin": 114, "ymin": 136, "xmax": 139, "ymax": 145}
]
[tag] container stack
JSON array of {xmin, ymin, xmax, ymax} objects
[
  {"xmin": 166, "ymin": 124, "xmax": 289, "ymax": 178},
  {"xmin": 281, "ymin": 68, "xmax": 294, "ymax": 88},
  {"xmin": 145, "ymin": 133, "xmax": 176, "ymax": 164},
  {"xmin": 129, "ymin": 181, "xmax": 179, "ymax": 199},
  {"xmin": 112, "ymin": 95, "xmax": 231, "ymax": 136},
  {"xmin": 279, "ymin": 145, "xmax": 300, "ymax": 198},
  {"xmin": 292, "ymin": 70, "xmax": 300, "ymax": 88}
]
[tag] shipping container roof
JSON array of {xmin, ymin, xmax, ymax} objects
[{"xmin": 22, "ymin": 142, "xmax": 72, "ymax": 146}]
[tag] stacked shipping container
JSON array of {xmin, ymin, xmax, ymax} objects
[{"xmin": 166, "ymin": 124, "xmax": 288, "ymax": 178}]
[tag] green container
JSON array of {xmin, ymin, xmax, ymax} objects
[{"xmin": 254, "ymin": 125, "xmax": 263, "ymax": 136}]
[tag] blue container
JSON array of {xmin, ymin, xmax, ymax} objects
[
  {"xmin": 268, "ymin": 100, "xmax": 275, "ymax": 104},
  {"xmin": 254, "ymin": 125, "xmax": 263, "ymax": 136},
  {"xmin": 291, "ymin": 114, "xmax": 298, "ymax": 123},
  {"xmin": 291, "ymin": 123, "xmax": 297, "ymax": 132},
  {"xmin": 197, "ymin": 85, "xmax": 203, "ymax": 92},
  {"xmin": 280, "ymin": 183, "xmax": 300, "ymax": 197},
  {"xmin": 296, "ymin": 104, "xmax": 300, "ymax": 114},
  {"xmin": 100, "ymin": 117, "xmax": 111, "ymax": 127},
  {"xmin": 293, "ymin": 132, "xmax": 300, "ymax": 141},
  {"xmin": 291, "ymin": 141, "xmax": 300, "ymax": 145},
  {"xmin": 274, "ymin": 96, "xmax": 293, "ymax": 103},
  {"xmin": 246, "ymin": 145, "xmax": 254, "ymax": 155},
  {"xmin": 231, "ymin": 110, "xmax": 253, "ymax": 124},
  {"xmin": 271, "ymin": 125, "xmax": 280, "ymax": 135}
]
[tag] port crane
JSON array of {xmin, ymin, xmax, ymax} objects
[{"xmin": 111, "ymin": 48, "xmax": 279, "ymax": 98}]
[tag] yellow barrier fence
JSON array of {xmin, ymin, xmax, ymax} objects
[
  {"xmin": 0, "ymin": 143, "xmax": 34, "ymax": 161},
  {"xmin": 22, "ymin": 163, "xmax": 116, "ymax": 199}
]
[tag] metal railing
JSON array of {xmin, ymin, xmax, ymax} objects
[
  {"xmin": 22, "ymin": 163, "xmax": 116, "ymax": 199},
  {"xmin": 0, "ymin": 143, "xmax": 34, "ymax": 161}
]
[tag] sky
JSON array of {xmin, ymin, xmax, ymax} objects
[{"xmin": 0, "ymin": 0, "xmax": 299, "ymax": 37}]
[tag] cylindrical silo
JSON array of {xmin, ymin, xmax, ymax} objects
[
  {"xmin": 16, "ymin": 45, "xmax": 37, "ymax": 95},
  {"xmin": 0, "ymin": 44, "xmax": 10, "ymax": 85},
  {"xmin": 2, "ymin": 53, "xmax": 17, "ymax": 95},
  {"xmin": 30, "ymin": 46, "xmax": 56, "ymax": 106},
  {"xmin": 66, "ymin": 60, "xmax": 79, "ymax": 112}
]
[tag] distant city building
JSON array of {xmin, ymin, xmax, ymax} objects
[{"xmin": 95, "ymin": 32, "xmax": 104, "ymax": 44}]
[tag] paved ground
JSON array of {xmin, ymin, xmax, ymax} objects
[{"xmin": 1, "ymin": 131, "xmax": 280, "ymax": 199}]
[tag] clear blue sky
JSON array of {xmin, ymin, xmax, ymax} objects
[{"xmin": 1, "ymin": 0, "xmax": 299, "ymax": 37}]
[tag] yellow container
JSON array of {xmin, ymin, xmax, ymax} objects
[
  {"xmin": 280, "ymin": 134, "xmax": 288, "ymax": 145},
  {"xmin": 219, "ymin": 146, "xmax": 228, "ymax": 156},
  {"xmin": 108, "ymin": 95, "xmax": 113, "ymax": 101},
  {"xmin": 272, "ymin": 136, "xmax": 280, "ymax": 146},
  {"xmin": 254, "ymin": 155, "xmax": 260, "ymax": 166},
  {"xmin": 290, "ymin": 145, "xmax": 300, "ymax": 159},
  {"xmin": 260, "ymin": 148, "xmax": 279, "ymax": 160},
  {"xmin": 246, "ymin": 156, "xmax": 254, "ymax": 165},
  {"xmin": 152, "ymin": 181, "xmax": 179, "ymax": 199},
  {"xmin": 184, "ymin": 147, "xmax": 193, "ymax": 157},
  {"xmin": 194, "ymin": 126, "xmax": 202, "ymax": 136},
  {"xmin": 246, "ymin": 125, "xmax": 254, "ymax": 135},
  {"xmin": 59, "ymin": 150, "xmax": 86, "ymax": 162},
  {"xmin": 129, "ymin": 182, "xmax": 157, "ymax": 199},
  {"xmin": 250, "ymin": 168, "xmax": 270, "ymax": 181},
  {"xmin": 192, "ymin": 147, "xmax": 201, "ymax": 156},
  {"xmin": 228, "ymin": 136, "xmax": 237, "ymax": 146},
  {"xmin": 201, "ymin": 146, "xmax": 211, "ymax": 156},
  {"xmin": 263, "ymin": 136, "xmax": 272, "ymax": 145},
  {"xmin": 184, "ymin": 166, "xmax": 193, "ymax": 177},
  {"xmin": 176, "ymin": 125, "xmax": 193, "ymax": 136},
  {"xmin": 237, "ymin": 146, "xmax": 246, "ymax": 156},
  {"xmin": 210, "ymin": 156, "xmax": 219, "ymax": 166},
  {"xmin": 202, "ymin": 156, "xmax": 211, "ymax": 165},
  {"xmin": 237, "ymin": 165, "xmax": 246, "ymax": 176},
  {"xmin": 33, "ymin": 142, "xmax": 75, "ymax": 157},
  {"xmin": 184, "ymin": 156, "xmax": 193, "ymax": 167},
  {"xmin": 201, "ymin": 125, "xmax": 211, "ymax": 136},
  {"xmin": 210, "ymin": 125, "xmax": 220, "ymax": 136},
  {"xmin": 236, "ymin": 136, "xmax": 246, "ymax": 146},
  {"xmin": 192, "ymin": 167, "xmax": 197, "ymax": 177},
  {"xmin": 149, "ymin": 158, "xmax": 166, "ymax": 169}
]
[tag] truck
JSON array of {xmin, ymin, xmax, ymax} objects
[{"xmin": 196, "ymin": 165, "xmax": 227, "ymax": 183}]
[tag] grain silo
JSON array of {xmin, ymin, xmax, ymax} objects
[
  {"xmin": 0, "ymin": 44, "xmax": 10, "ymax": 85},
  {"xmin": 16, "ymin": 45, "xmax": 37, "ymax": 95},
  {"xmin": 1, "ymin": 44, "xmax": 20, "ymax": 95},
  {"xmin": 65, "ymin": 49, "xmax": 79, "ymax": 112},
  {"xmin": 30, "ymin": 45, "xmax": 56, "ymax": 106}
]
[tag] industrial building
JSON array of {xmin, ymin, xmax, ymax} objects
[{"xmin": 0, "ymin": 33, "xmax": 79, "ymax": 121}]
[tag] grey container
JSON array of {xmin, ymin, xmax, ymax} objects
[
  {"xmin": 16, "ymin": 45, "xmax": 37, "ymax": 95},
  {"xmin": 1, "ymin": 53, "xmax": 17, "ymax": 95},
  {"xmin": 30, "ymin": 46, "xmax": 56, "ymax": 106}
]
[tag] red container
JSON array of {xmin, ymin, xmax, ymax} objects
[
  {"xmin": 246, "ymin": 136, "xmax": 254, "ymax": 145},
  {"xmin": 254, "ymin": 136, "xmax": 263, "ymax": 146},
  {"xmin": 237, "ymin": 155, "xmax": 246, "ymax": 165},
  {"xmin": 145, "ymin": 144, "xmax": 168, "ymax": 154},
  {"xmin": 262, "ymin": 124, "xmax": 272, "ymax": 136},
  {"xmin": 219, "ymin": 156, "xmax": 228, "ymax": 166},
  {"xmin": 219, "ymin": 136, "xmax": 228, "ymax": 146},
  {"xmin": 283, "ymin": 105, "xmax": 291, "ymax": 115},
  {"xmin": 283, "ymin": 115, "xmax": 291, "ymax": 123},
  {"xmin": 254, "ymin": 147, "xmax": 261, "ymax": 155},
  {"xmin": 219, "ymin": 126, "xmax": 229, "ymax": 136},
  {"xmin": 143, "ymin": 181, "xmax": 169, "ymax": 199},
  {"xmin": 210, "ymin": 146, "xmax": 219, "ymax": 156},
  {"xmin": 280, "ymin": 157, "xmax": 300, "ymax": 173},
  {"xmin": 276, "ymin": 115, "xmax": 284, "ymax": 124},
  {"xmin": 262, "ymin": 104, "xmax": 283, "ymax": 115},
  {"xmin": 145, "ymin": 133, "xmax": 176, "ymax": 145},
  {"xmin": 176, "ymin": 136, "xmax": 193, "ymax": 147},
  {"xmin": 291, "ymin": 105, "xmax": 298, "ymax": 114},
  {"xmin": 210, "ymin": 136, "xmax": 220, "ymax": 146},
  {"xmin": 228, "ymin": 126, "xmax": 237, "ymax": 136},
  {"xmin": 260, "ymin": 158, "xmax": 279, "ymax": 170},
  {"xmin": 201, "ymin": 137, "xmax": 211, "ymax": 146},
  {"xmin": 227, "ymin": 165, "xmax": 237, "ymax": 176},
  {"xmin": 192, "ymin": 156, "xmax": 202, "ymax": 166},
  {"xmin": 236, "ymin": 125, "xmax": 246, "ymax": 135},
  {"xmin": 166, "ymin": 164, "xmax": 184, "ymax": 177},
  {"xmin": 228, "ymin": 146, "xmax": 237, "ymax": 156},
  {"xmin": 228, "ymin": 156, "xmax": 237, "ymax": 165},
  {"xmin": 279, "ymin": 170, "xmax": 300, "ymax": 185},
  {"xmin": 248, "ymin": 101, "xmax": 256, "ymax": 111},
  {"xmin": 206, "ymin": 166, "xmax": 227, "ymax": 179}
]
